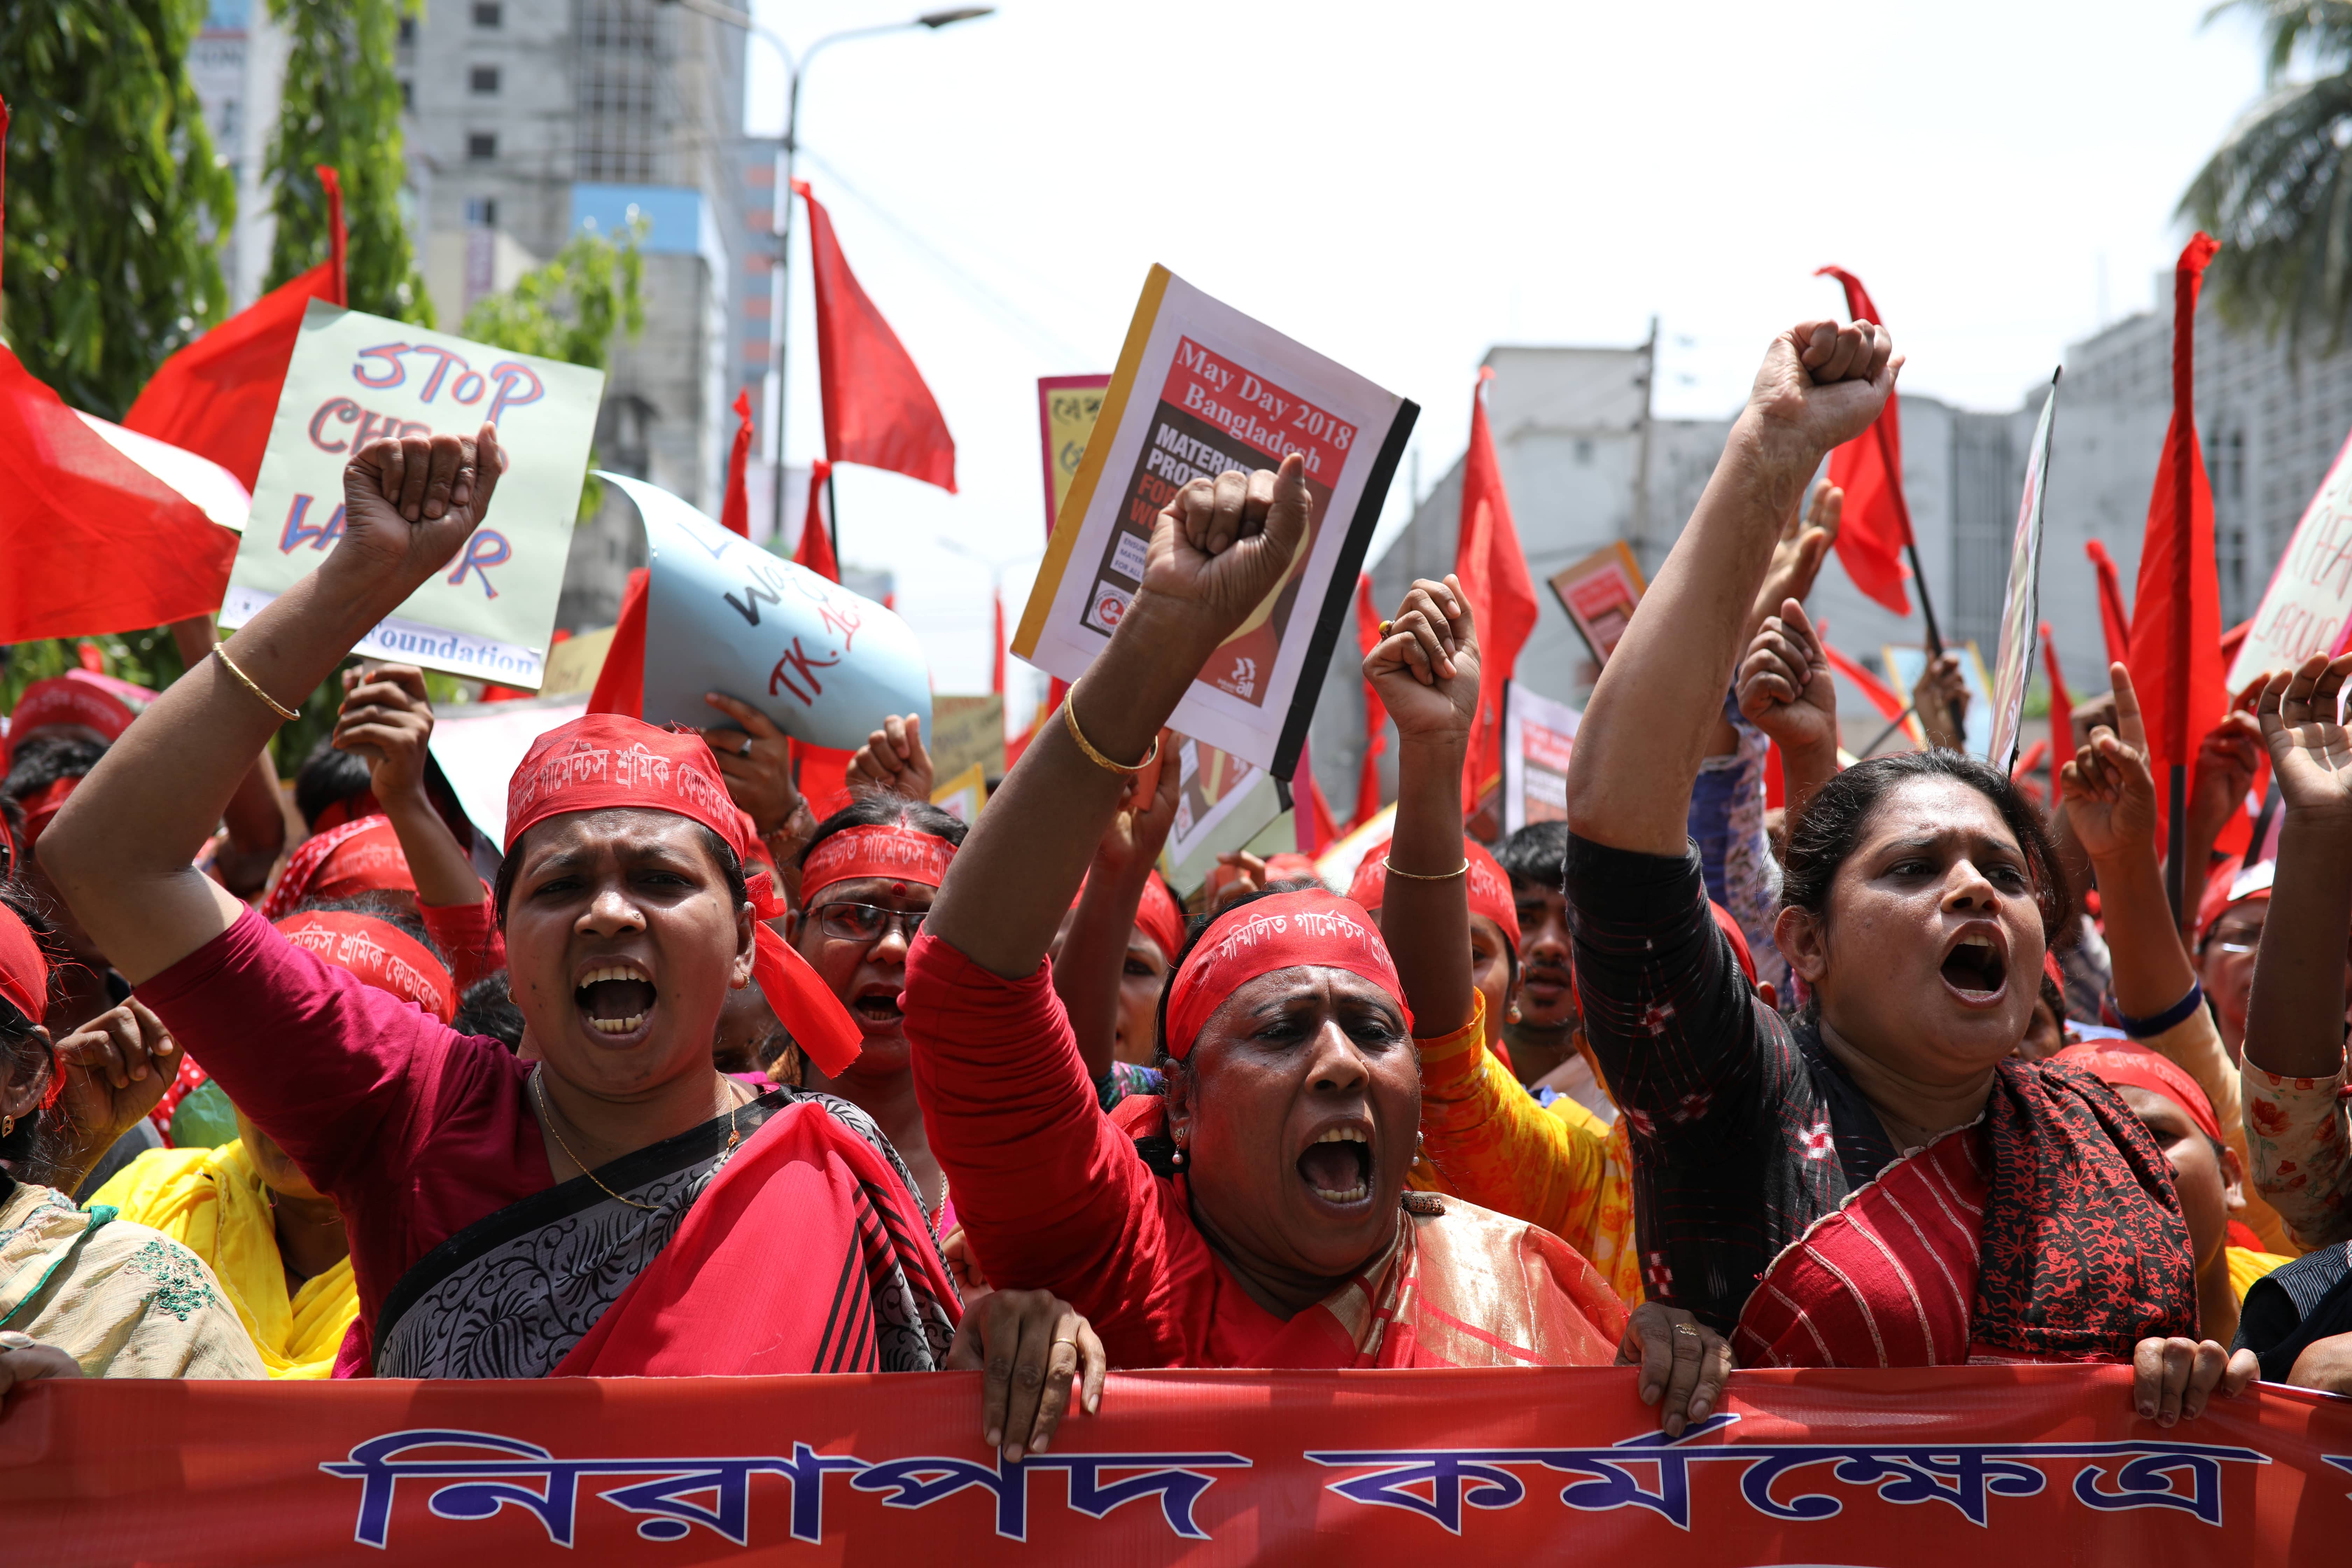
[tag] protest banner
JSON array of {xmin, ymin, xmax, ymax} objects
[
  {"xmin": 1988, "ymin": 373, "xmax": 2060, "ymax": 771},
  {"xmin": 221, "ymin": 302, "xmax": 602, "ymax": 688},
  {"xmin": 2228, "ymin": 421, "xmax": 2352, "ymax": 690},
  {"xmin": 424, "ymin": 693, "xmax": 590, "ymax": 849},
  {"xmin": 1037, "ymin": 374, "xmax": 1110, "ymax": 538},
  {"xmin": 1502, "ymin": 681, "xmax": 1581, "ymax": 833},
  {"xmin": 1547, "ymin": 541, "xmax": 1647, "ymax": 669},
  {"xmin": 929, "ymin": 693, "xmax": 1007, "ymax": 784},
  {"xmin": 930, "ymin": 760, "xmax": 988, "ymax": 824},
  {"xmin": 1884, "ymin": 641, "xmax": 1996, "ymax": 755},
  {"xmin": 1013, "ymin": 267, "xmax": 1417, "ymax": 776},
  {"xmin": 1160, "ymin": 730, "xmax": 1286, "ymax": 896},
  {"xmin": 607, "ymin": 474, "xmax": 933, "ymax": 751},
  {"xmin": 11, "ymin": 1366, "xmax": 2352, "ymax": 1564},
  {"xmin": 538, "ymin": 626, "xmax": 615, "ymax": 696}
]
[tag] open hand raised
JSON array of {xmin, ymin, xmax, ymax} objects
[
  {"xmin": 1140, "ymin": 453, "xmax": 1313, "ymax": 636},
  {"xmin": 1364, "ymin": 575, "xmax": 1481, "ymax": 747},
  {"xmin": 336, "ymin": 425, "xmax": 505, "ymax": 597},
  {"xmin": 2062, "ymin": 663, "xmax": 2158, "ymax": 861},
  {"xmin": 2257, "ymin": 652, "xmax": 2352, "ymax": 825}
]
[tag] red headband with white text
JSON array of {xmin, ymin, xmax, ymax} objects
[
  {"xmin": 799, "ymin": 823, "xmax": 956, "ymax": 906},
  {"xmin": 274, "ymin": 911, "xmax": 456, "ymax": 1023},
  {"xmin": 1163, "ymin": 890, "xmax": 1411, "ymax": 1060}
]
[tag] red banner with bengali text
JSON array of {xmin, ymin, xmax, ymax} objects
[{"xmin": 10, "ymin": 1366, "xmax": 2352, "ymax": 1564}]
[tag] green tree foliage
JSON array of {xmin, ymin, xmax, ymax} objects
[
  {"xmin": 265, "ymin": 0, "xmax": 430, "ymax": 323},
  {"xmin": 2183, "ymin": 1, "xmax": 2352, "ymax": 349},
  {"xmin": 0, "ymin": 0, "xmax": 236, "ymax": 419},
  {"xmin": 462, "ymin": 219, "xmax": 646, "ymax": 518}
]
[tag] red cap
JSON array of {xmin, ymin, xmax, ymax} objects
[{"xmin": 3, "ymin": 670, "xmax": 154, "ymax": 764}]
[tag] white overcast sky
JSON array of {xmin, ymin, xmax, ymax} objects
[{"xmin": 742, "ymin": 0, "xmax": 2271, "ymax": 694}]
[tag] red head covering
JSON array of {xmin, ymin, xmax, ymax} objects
[
  {"xmin": 3, "ymin": 670, "xmax": 155, "ymax": 764},
  {"xmin": 274, "ymin": 910, "xmax": 456, "ymax": 1023},
  {"xmin": 1711, "ymin": 900, "xmax": 1758, "ymax": 986},
  {"xmin": 1261, "ymin": 852, "xmax": 1321, "ymax": 883},
  {"xmin": 260, "ymin": 817, "xmax": 414, "ymax": 922},
  {"xmin": 0, "ymin": 902, "xmax": 48, "ymax": 1026},
  {"xmin": 15, "ymin": 775, "xmax": 79, "ymax": 852},
  {"xmin": 2054, "ymin": 1040, "xmax": 2224, "ymax": 1146},
  {"xmin": 2194, "ymin": 853, "xmax": 2272, "ymax": 948},
  {"xmin": 800, "ymin": 821, "xmax": 957, "ymax": 905},
  {"xmin": 1164, "ymin": 889, "xmax": 1410, "ymax": 1061},
  {"xmin": 308, "ymin": 789, "xmax": 382, "ymax": 835},
  {"xmin": 1345, "ymin": 837, "xmax": 1523, "ymax": 952},
  {"xmin": 504, "ymin": 714, "xmax": 863, "ymax": 1077},
  {"xmin": 1134, "ymin": 870, "xmax": 1185, "ymax": 965}
]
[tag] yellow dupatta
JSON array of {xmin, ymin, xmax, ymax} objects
[{"xmin": 88, "ymin": 1142, "xmax": 357, "ymax": 1378}]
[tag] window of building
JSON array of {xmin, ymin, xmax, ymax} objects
[
  {"xmin": 398, "ymin": 16, "xmax": 415, "ymax": 44},
  {"xmin": 467, "ymin": 133, "xmax": 497, "ymax": 161},
  {"xmin": 464, "ymin": 198, "xmax": 499, "ymax": 228},
  {"xmin": 473, "ymin": 1, "xmax": 502, "ymax": 24},
  {"xmin": 470, "ymin": 65, "xmax": 500, "ymax": 94},
  {"xmin": 400, "ymin": 80, "xmax": 413, "ymax": 110}
]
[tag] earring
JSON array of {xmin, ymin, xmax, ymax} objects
[
  {"xmin": 1415, "ymin": 1130, "xmax": 1425, "ymax": 1155},
  {"xmin": 1171, "ymin": 1139, "xmax": 1188, "ymax": 1170},
  {"xmin": 1507, "ymin": 1004, "xmax": 1522, "ymax": 1023},
  {"xmin": 2, "ymin": 1115, "xmax": 13, "ymax": 1139}
]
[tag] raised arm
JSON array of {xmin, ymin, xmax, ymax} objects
[
  {"xmin": 331, "ymin": 665, "xmax": 481, "ymax": 910},
  {"xmin": 42, "ymin": 430, "xmax": 504, "ymax": 982},
  {"xmin": 1568, "ymin": 322, "xmax": 1897, "ymax": 854},
  {"xmin": 930, "ymin": 455, "xmax": 1311, "ymax": 976},
  {"xmin": 1052, "ymin": 754, "xmax": 1179, "ymax": 1081},
  {"xmin": 167, "ymin": 616, "xmax": 290, "ymax": 897},
  {"xmin": 2244, "ymin": 653, "xmax": 2352, "ymax": 1080},
  {"xmin": 2062, "ymin": 666, "xmax": 2198, "ymax": 1020}
]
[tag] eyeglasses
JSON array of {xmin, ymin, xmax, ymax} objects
[
  {"xmin": 812, "ymin": 901, "xmax": 930, "ymax": 944},
  {"xmin": 2216, "ymin": 941, "xmax": 2259, "ymax": 955}
]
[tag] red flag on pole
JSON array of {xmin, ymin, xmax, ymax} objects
[
  {"xmin": 2127, "ymin": 233, "xmax": 2226, "ymax": 853},
  {"xmin": 794, "ymin": 459, "xmax": 839, "ymax": 584},
  {"xmin": 1295, "ymin": 735, "xmax": 1340, "ymax": 858},
  {"xmin": 1352, "ymin": 573, "xmax": 1388, "ymax": 829},
  {"xmin": 2086, "ymin": 539, "xmax": 2133, "ymax": 671},
  {"xmin": 1822, "ymin": 640, "xmax": 1908, "ymax": 724},
  {"xmin": 794, "ymin": 181, "xmax": 954, "ymax": 493},
  {"xmin": 586, "ymin": 569, "xmax": 648, "ymax": 719},
  {"xmin": 719, "ymin": 390, "xmax": 755, "ymax": 538},
  {"xmin": 1455, "ymin": 370, "xmax": 1538, "ymax": 816},
  {"xmin": 2040, "ymin": 621, "xmax": 2073, "ymax": 803},
  {"xmin": 1814, "ymin": 266, "xmax": 1913, "ymax": 615},
  {"xmin": 124, "ymin": 166, "xmax": 346, "ymax": 491}
]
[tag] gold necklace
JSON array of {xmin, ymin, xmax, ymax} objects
[{"xmin": 533, "ymin": 1069, "xmax": 745, "ymax": 1213}]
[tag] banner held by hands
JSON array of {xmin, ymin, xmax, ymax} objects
[{"xmin": 1987, "ymin": 371, "xmax": 2060, "ymax": 771}]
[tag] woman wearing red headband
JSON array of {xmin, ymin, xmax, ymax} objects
[
  {"xmin": 39, "ymin": 432, "xmax": 1104, "ymax": 1456},
  {"xmin": 903, "ymin": 453, "xmax": 1725, "ymax": 1428}
]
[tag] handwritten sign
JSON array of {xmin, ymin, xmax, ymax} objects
[
  {"xmin": 1548, "ymin": 542, "xmax": 1647, "ymax": 670},
  {"xmin": 607, "ymin": 473, "xmax": 931, "ymax": 750},
  {"xmin": 222, "ymin": 301, "xmax": 601, "ymax": 686},
  {"xmin": 1502, "ymin": 682, "xmax": 1581, "ymax": 834},
  {"xmin": 1159, "ymin": 728, "xmax": 1285, "ymax": 896},
  {"xmin": 1015, "ymin": 267, "xmax": 1416, "ymax": 776},
  {"xmin": 929, "ymin": 693, "xmax": 1005, "ymax": 784},
  {"xmin": 2228, "ymin": 421, "xmax": 2352, "ymax": 690},
  {"xmin": 1988, "ymin": 373, "xmax": 2059, "ymax": 771},
  {"xmin": 1037, "ymin": 375, "xmax": 1109, "ymax": 539}
]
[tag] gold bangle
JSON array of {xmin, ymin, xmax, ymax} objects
[
  {"xmin": 1061, "ymin": 682, "xmax": 1159, "ymax": 775},
  {"xmin": 213, "ymin": 645, "xmax": 301, "ymax": 723},
  {"xmin": 1382, "ymin": 855, "xmax": 1468, "ymax": 882}
]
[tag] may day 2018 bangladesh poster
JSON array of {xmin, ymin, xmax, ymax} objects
[
  {"xmin": 1013, "ymin": 267, "xmax": 1416, "ymax": 777},
  {"xmin": 220, "ymin": 301, "xmax": 603, "ymax": 687}
]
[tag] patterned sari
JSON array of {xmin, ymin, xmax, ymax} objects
[{"xmin": 371, "ymin": 1086, "xmax": 958, "ymax": 1379}]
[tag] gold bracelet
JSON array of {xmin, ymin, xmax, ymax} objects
[
  {"xmin": 1061, "ymin": 682, "xmax": 1160, "ymax": 775},
  {"xmin": 1382, "ymin": 855, "xmax": 1468, "ymax": 882},
  {"xmin": 212, "ymin": 645, "xmax": 301, "ymax": 723}
]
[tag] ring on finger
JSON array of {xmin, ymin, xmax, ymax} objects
[
  {"xmin": 1672, "ymin": 1323, "xmax": 1700, "ymax": 1339},
  {"xmin": 738, "ymin": 737, "xmax": 754, "ymax": 758},
  {"xmin": 0, "ymin": 1331, "xmax": 35, "ymax": 1351}
]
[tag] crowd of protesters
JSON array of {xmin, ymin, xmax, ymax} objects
[{"xmin": 2, "ymin": 315, "xmax": 2350, "ymax": 1445}]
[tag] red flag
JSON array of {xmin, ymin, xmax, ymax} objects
[
  {"xmin": 1294, "ymin": 736, "xmax": 1340, "ymax": 858},
  {"xmin": 586, "ymin": 569, "xmax": 648, "ymax": 719},
  {"xmin": 1351, "ymin": 573, "xmax": 1388, "ymax": 828},
  {"xmin": 1822, "ymin": 640, "xmax": 1907, "ymax": 724},
  {"xmin": 794, "ymin": 181, "xmax": 954, "ymax": 493},
  {"xmin": 2040, "ymin": 620, "xmax": 2073, "ymax": 802},
  {"xmin": 124, "ymin": 167, "xmax": 346, "ymax": 491},
  {"xmin": 794, "ymin": 459, "xmax": 839, "ymax": 583},
  {"xmin": 2127, "ymin": 233, "xmax": 2227, "ymax": 826},
  {"xmin": 0, "ymin": 101, "xmax": 236, "ymax": 643},
  {"xmin": 719, "ymin": 390, "xmax": 754, "ymax": 538},
  {"xmin": 2086, "ymin": 538, "xmax": 2133, "ymax": 671},
  {"xmin": 1455, "ymin": 370, "xmax": 1538, "ymax": 815},
  {"xmin": 1814, "ymin": 266, "xmax": 1913, "ymax": 615},
  {"xmin": 791, "ymin": 740, "xmax": 856, "ymax": 824}
]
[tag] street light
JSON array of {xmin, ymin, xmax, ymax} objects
[{"xmin": 659, "ymin": 0, "xmax": 995, "ymax": 557}]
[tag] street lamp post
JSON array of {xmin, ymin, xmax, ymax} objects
[{"xmin": 659, "ymin": 0, "xmax": 994, "ymax": 559}]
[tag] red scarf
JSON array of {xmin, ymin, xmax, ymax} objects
[{"xmin": 260, "ymin": 815, "xmax": 409, "ymax": 921}]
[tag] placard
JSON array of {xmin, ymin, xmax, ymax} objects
[
  {"xmin": 539, "ymin": 626, "xmax": 615, "ymax": 696},
  {"xmin": 221, "ymin": 301, "xmax": 602, "ymax": 687},
  {"xmin": 929, "ymin": 693, "xmax": 1006, "ymax": 784},
  {"xmin": 610, "ymin": 474, "xmax": 932, "ymax": 751},
  {"xmin": 2229, "ymin": 421, "xmax": 2352, "ymax": 690},
  {"xmin": 1037, "ymin": 374, "xmax": 1109, "ymax": 539},
  {"xmin": 425, "ymin": 693, "xmax": 590, "ymax": 850},
  {"xmin": 1159, "ymin": 729, "xmax": 1284, "ymax": 896},
  {"xmin": 1502, "ymin": 681, "xmax": 1581, "ymax": 833},
  {"xmin": 1013, "ymin": 267, "xmax": 1417, "ymax": 776},
  {"xmin": 930, "ymin": 760, "xmax": 987, "ymax": 824},
  {"xmin": 1988, "ymin": 373, "xmax": 2060, "ymax": 770},
  {"xmin": 1548, "ymin": 541, "xmax": 1647, "ymax": 668},
  {"xmin": 1883, "ymin": 641, "xmax": 1996, "ymax": 756}
]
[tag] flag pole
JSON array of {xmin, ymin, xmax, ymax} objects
[
  {"xmin": 826, "ymin": 467, "xmax": 839, "ymax": 563},
  {"xmin": 1861, "ymin": 705, "xmax": 1918, "ymax": 757}
]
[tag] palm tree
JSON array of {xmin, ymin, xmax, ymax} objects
[{"xmin": 2183, "ymin": 1, "xmax": 2352, "ymax": 349}]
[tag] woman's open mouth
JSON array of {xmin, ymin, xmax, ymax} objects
[
  {"xmin": 852, "ymin": 985, "xmax": 904, "ymax": 1026},
  {"xmin": 1938, "ymin": 932, "xmax": 2007, "ymax": 1003},
  {"xmin": 577, "ymin": 962, "xmax": 657, "ymax": 1036},
  {"xmin": 1296, "ymin": 1127, "xmax": 1373, "ymax": 1206}
]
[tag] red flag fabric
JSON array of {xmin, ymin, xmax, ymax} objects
[
  {"xmin": 2040, "ymin": 620, "xmax": 2073, "ymax": 802},
  {"xmin": 794, "ymin": 458, "xmax": 839, "ymax": 584},
  {"xmin": 1294, "ymin": 736, "xmax": 1340, "ymax": 858},
  {"xmin": 1822, "ymin": 640, "xmax": 1907, "ymax": 723},
  {"xmin": 1352, "ymin": 573, "xmax": 1388, "ymax": 828},
  {"xmin": 719, "ymin": 390, "xmax": 754, "ymax": 538},
  {"xmin": 1814, "ymin": 266, "xmax": 1913, "ymax": 615},
  {"xmin": 794, "ymin": 180, "xmax": 954, "ymax": 493},
  {"xmin": 124, "ymin": 167, "xmax": 346, "ymax": 491},
  {"xmin": 1454, "ymin": 371, "xmax": 1538, "ymax": 815},
  {"xmin": 790, "ymin": 740, "xmax": 857, "ymax": 824},
  {"xmin": 2086, "ymin": 539, "xmax": 2133, "ymax": 671},
  {"xmin": 586, "ymin": 569, "xmax": 648, "ymax": 719},
  {"xmin": 2127, "ymin": 233, "xmax": 2227, "ymax": 820}
]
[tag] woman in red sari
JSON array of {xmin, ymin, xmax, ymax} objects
[
  {"xmin": 903, "ymin": 450, "xmax": 1728, "ymax": 1428},
  {"xmin": 41, "ymin": 430, "xmax": 1101, "ymax": 1454}
]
